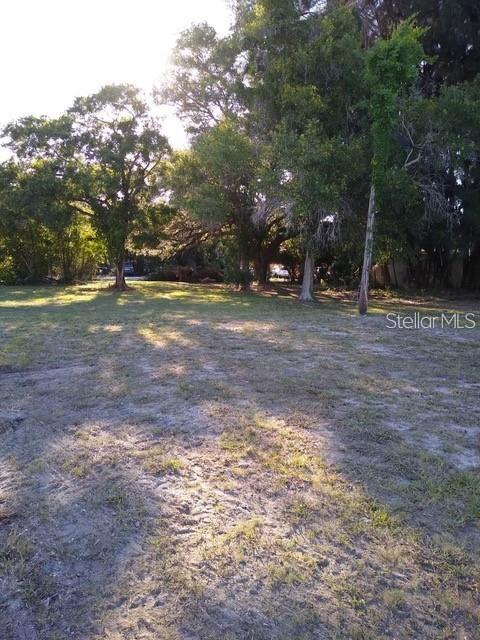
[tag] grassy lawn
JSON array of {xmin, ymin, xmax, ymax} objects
[{"xmin": 0, "ymin": 282, "xmax": 479, "ymax": 640}]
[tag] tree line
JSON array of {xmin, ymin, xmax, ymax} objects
[{"xmin": 0, "ymin": 0, "xmax": 479, "ymax": 313}]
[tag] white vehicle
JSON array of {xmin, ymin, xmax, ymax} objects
[{"xmin": 271, "ymin": 266, "xmax": 290, "ymax": 280}]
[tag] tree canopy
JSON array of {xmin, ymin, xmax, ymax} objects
[
  {"xmin": 4, "ymin": 85, "xmax": 170, "ymax": 289},
  {"xmin": 1, "ymin": 1, "xmax": 479, "ymax": 301}
]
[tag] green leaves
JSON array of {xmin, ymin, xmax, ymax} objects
[
  {"xmin": 3, "ymin": 85, "xmax": 171, "ymax": 274},
  {"xmin": 167, "ymin": 120, "xmax": 256, "ymax": 225},
  {"xmin": 247, "ymin": 4, "xmax": 369, "ymax": 249},
  {"xmin": 366, "ymin": 20, "xmax": 426, "ymax": 94},
  {"xmin": 358, "ymin": 18, "xmax": 427, "ymax": 285},
  {"xmin": 160, "ymin": 23, "xmax": 244, "ymax": 135},
  {"xmin": 366, "ymin": 19, "xmax": 426, "ymax": 182}
]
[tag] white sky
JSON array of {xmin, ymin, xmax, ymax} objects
[{"xmin": 0, "ymin": 0, "xmax": 232, "ymax": 150}]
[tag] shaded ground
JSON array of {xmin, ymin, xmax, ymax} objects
[{"xmin": 0, "ymin": 282, "xmax": 479, "ymax": 640}]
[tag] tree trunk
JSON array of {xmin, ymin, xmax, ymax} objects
[
  {"xmin": 114, "ymin": 259, "xmax": 128, "ymax": 290},
  {"xmin": 358, "ymin": 183, "xmax": 376, "ymax": 315},
  {"xmin": 239, "ymin": 254, "xmax": 250, "ymax": 292},
  {"xmin": 391, "ymin": 257, "xmax": 398, "ymax": 288},
  {"xmin": 299, "ymin": 250, "xmax": 315, "ymax": 302},
  {"xmin": 462, "ymin": 242, "xmax": 480, "ymax": 290},
  {"xmin": 253, "ymin": 256, "xmax": 269, "ymax": 286}
]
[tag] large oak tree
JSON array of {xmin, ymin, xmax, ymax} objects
[{"xmin": 5, "ymin": 84, "xmax": 170, "ymax": 290}]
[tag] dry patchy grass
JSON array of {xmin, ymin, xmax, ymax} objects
[{"xmin": 0, "ymin": 281, "xmax": 479, "ymax": 639}]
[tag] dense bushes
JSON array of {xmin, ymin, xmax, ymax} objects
[
  {"xmin": 0, "ymin": 215, "xmax": 104, "ymax": 284},
  {"xmin": 146, "ymin": 265, "xmax": 224, "ymax": 283}
]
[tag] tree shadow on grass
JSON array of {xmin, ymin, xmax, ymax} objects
[{"xmin": 0, "ymin": 283, "xmax": 479, "ymax": 639}]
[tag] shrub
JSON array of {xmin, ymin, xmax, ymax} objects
[
  {"xmin": 0, "ymin": 255, "xmax": 17, "ymax": 285},
  {"xmin": 145, "ymin": 268, "xmax": 178, "ymax": 281},
  {"xmin": 224, "ymin": 263, "xmax": 252, "ymax": 288}
]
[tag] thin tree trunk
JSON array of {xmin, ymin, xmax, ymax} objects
[
  {"xmin": 391, "ymin": 257, "xmax": 398, "ymax": 288},
  {"xmin": 358, "ymin": 183, "xmax": 376, "ymax": 315},
  {"xmin": 299, "ymin": 250, "xmax": 315, "ymax": 302}
]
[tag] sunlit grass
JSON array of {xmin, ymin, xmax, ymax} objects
[{"xmin": 0, "ymin": 281, "xmax": 479, "ymax": 639}]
